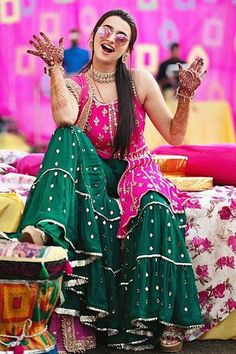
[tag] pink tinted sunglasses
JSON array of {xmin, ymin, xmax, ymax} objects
[{"xmin": 97, "ymin": 26, "xmax": 129, "ymax": 46}]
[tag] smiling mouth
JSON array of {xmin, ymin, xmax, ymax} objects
[{"xmin": 101, "ymin": 44, "xmax": 115, "ymax": 53}]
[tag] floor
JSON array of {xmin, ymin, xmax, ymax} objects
[{"xmin": 89, "ymin": 340, "xmax": 236, "ymax": 354}]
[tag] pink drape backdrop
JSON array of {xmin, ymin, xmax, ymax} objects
[{"xmin": 0, "ymin": 0, "xmax": 235, "ymax": 145}]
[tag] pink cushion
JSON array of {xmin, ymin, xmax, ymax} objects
[
  {"xmin": 16, "ymin": 153, "xmax": 44, "ymax": 176},
  {"xmin": 152, "ymin": 144, "xmax": 236, "ymax": 186}
]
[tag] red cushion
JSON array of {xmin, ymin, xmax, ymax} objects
[
  {"xmin": 16, "ymin": 153, "xmax": 44, "ymax": 176},
  {"xmin": 152, "ymin": 144, "xmax": 236, "ymax": 186}
]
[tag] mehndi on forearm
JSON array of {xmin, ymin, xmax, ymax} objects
[
  {"xmin": 50, "ymin": 66, "xmax": 71, "ymax": 113},
  {"xmin": 50, "ymin": 66, "xmax": 78, "ymax": 125},
  {"xmin": 170, "ymin": 96, "xmax": 190, "ymax": 137},
  {"xmin": 27, "ymin": 32, "xmax": 79, "ymax": 125},
  {"xmin": 169, "ymin": 58, "xmax": 205, "ymax": 140}
]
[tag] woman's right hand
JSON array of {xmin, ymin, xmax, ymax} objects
[{"xmin": 27, "ymin": 32, "xmax": 64, "ymax": 67}]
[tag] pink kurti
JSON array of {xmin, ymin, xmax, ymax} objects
[{"xmin": 70, "ymin": 73, "xmax": 184, "ymax": 239}]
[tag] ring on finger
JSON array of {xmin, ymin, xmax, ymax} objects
[{"xmin": 186, "ymin": 69, "xmax": 196, "ymax": 77}]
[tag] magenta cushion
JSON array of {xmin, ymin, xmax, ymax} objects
[
  {"xmin": 16, "ymin": 153, "xmax": 44, "ymax": 176},
  {"xmin": 152, "ymin": 144, "xmax": 236, "ymax": 186}
]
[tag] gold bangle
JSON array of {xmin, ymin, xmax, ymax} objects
[{"xmin": 44, "ymin": 64, "xmax": 64, "ymax": 77}]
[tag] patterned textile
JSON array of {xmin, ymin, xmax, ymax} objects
[
  {"xmin": 2, "ymin": 154, "xmax": 236, "ymax": 341},
  {"xmin": 71, "ymin": 73, "xmax": 185, "ymax": 239},
  {"xmin": 0, "ymin": 239, "xmax": 67, "ymax": 261},
  {"xmin": 2, "ymin": 175, "xmax": 236, "ymax": 341},
  {"xmin": 0, "ymin": 163, "xmax": 17, "ymax": 174},
  {"xmin": 0, "ymin": 150, "xmax": 28, "ymax": 166},
  {"xmin": 0, "ymin": 173, "xmax": 35, "ymax": 200},
  {"xmin": 0, "ymin": 280, "xmax": 60, "ymax": 352},
  {"xmin": 49, "ymin": 313, "xmax": 96, "ymax": 353},
  {"xmin": 182, "ymin": 186, "xmax": 236, "ymax": 339},
  {"xmin": 7, "ymin": 126, "xmax": 203, "ymax": 350},
  {"xmin": 0, "ymin": 239, "xmax": 67, "ymax": 352},
  {"xmin": 0, "ymin": 239, "xmax": 68, "ymax": 280}
]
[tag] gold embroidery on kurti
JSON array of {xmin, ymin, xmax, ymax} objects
[
  {"xmin": 61, "ymin": 315, "xmax": 96, "ymax": 352},
  {"xmin": 65, "ymin": 78, "xmax": 81, "ymax": 104},
  {"xmin": 76, "ymin": 73, "xmax": 94, "ymax": 131}
]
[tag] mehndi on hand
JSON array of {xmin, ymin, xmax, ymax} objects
[
  {"xmin": 177, "ymin": 58, "xmax": 206, "ymax": 100},
  {"xmin": 27, "ymin": 32, "xmax": 64, "ymax": 70}
]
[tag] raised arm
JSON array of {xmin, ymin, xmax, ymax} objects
[
  {"xmin": 27, "ymin": 32, "xmax": 80, "ymax": 126},
  {"xmin": 134, "ymin": 58, "xmax": 206, "ymax": 146}
]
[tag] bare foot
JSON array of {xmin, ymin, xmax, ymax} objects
[
  {"xmin": 19, "ymin": 226, "xmax": 47, "ymax": 246},
  {"xmin": 159, "ymin": 326, "xmax": 183, "ymax": 353}
]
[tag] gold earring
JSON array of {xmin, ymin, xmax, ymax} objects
[{"xmin": 122, "ymin": 52, "xmax": 129, "ymax": 64}]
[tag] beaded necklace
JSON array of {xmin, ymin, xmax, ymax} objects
[
  {"xmin": 88, "ymin": 67, "xmax": 116, "ymax": 103},
  {"xmin": 88, "ymin": 66, "xmax": 116, "ymax": 83}
]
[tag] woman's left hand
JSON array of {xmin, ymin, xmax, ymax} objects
[{"xmin": 178, "ymin": 58, "xmax": 206, "ymax": 97}]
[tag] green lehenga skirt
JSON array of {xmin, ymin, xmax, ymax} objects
[{"xmin": 12, "ymin": 126, "xmax": 203, "ymax": 350}]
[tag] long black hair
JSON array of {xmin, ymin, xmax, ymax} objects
[{"xmin": 83, "ymin": 9, "xmax": 137, "ymax": 159}]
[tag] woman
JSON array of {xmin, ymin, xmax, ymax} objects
[{"xmin": 18, "ymin": 8, "xmax": 205, "ymax": 353}]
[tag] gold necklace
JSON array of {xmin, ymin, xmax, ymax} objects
[
  {"xmin": 89, "ymin": 66, "xmax": 116, "ymax": 83},
  {"xmin": 93, "ymin": 80, "xmax": 105, "ymax": 102}
]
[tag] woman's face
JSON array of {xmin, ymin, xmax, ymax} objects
[{"xmin": 93, "ymin": 16, "xmax": 131, "ymax": 66}]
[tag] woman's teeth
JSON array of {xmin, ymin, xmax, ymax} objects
[{"xmin": 102, "ymin": 44, "xmax": 114, "ymax": 53}]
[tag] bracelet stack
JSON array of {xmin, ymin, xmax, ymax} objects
[{"xmin": 44, "ymin": 64, "xmax": 64, "ymax": 76}]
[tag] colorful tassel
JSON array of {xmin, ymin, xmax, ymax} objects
[
  {"xmin": 14, "ymin": 345, "xmax": 24, "ymax": 354},
  {"xmin": 39, "ymin": 263, "xmax": 49, "ymax": 279},
  {"xmin": 65, "ymin": 260, "xmax": 73, "ymax": 275}
]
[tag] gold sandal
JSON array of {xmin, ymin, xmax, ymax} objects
[
  {"xmin": 20, "ymin": 225, "xmax": 48, "ymax": 246},
  {"xmin": 159, "ymin": 326, "xmax": 184, "ymax": 353}
]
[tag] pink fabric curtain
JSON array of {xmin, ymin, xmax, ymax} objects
[{"xmin": 0, "ymin": 0, "xmax": 235, "ymax": 145}]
